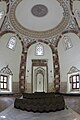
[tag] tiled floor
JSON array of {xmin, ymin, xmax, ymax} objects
[{"xmin": 0, "ymin": 95, "xmax": 80, "ymax": 120}]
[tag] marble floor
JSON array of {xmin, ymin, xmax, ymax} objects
[
  {"xmin": 0, "ymin": 95, "xmax": 80, "ymax": 120},
  {"xmin": 64, "ymin": 96, "xmax": 80, "ymax": 114},
  {"xmin": 0, "ymin": 94, "xmax": 22, "ymax": 112},
  {"xmin": 0, "ymin": 97, "xmax": 15, "ymax": 112},
  {"xmin": 0, "ymin": 101, "xmax": 80, "ymax": 120}
]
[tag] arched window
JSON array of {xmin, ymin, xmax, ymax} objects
[
  {"xmin": 36, "ymin": 43, "xmax": 44, "ymax": 56},
  {"xmin": 0, "ymin": 10, "xmax": 4, "ymax": 20},
  {"xmin": 74, "ymin": 9, "xmax": 80, "ymax": 20},
  {"xmin": 63, "ymin": 35, "xmax": 73, "ymax": 50},
  {"xmin": 7, "ymin": 36, "xmax": 17, "ymax": 50}
]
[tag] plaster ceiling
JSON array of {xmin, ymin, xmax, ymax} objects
[
  {"xmin": 9, "ymin": 0, "xmax": 70, "ymax": 38},
  {"xmin": 15, "ymin": 0, "xmax": 63, "ymax": 31}
]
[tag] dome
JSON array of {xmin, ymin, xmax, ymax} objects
[{"xmin": 9, "ymin": 0, "xmax": 70, "ymax": 38}]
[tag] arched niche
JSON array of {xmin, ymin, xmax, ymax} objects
[
  {"xmin": 58, "ymin": 32, "xmax": 80, "ymax": 93},
  {"xmin": 0, "ymin": 65, "xmax": 13, "ymax": 93},
  {"xmin": 33, "ymin": 67, "xmax": 46, "ymax": 93},
  {"xmin": 26, "ymin": 42, "xmax": 54, "ymax": 93}
]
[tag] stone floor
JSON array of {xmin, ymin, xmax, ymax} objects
[
  {"xmin": 0, "ymin": 95, "xmax": 80, "ymax": 120},
  {"xmin": 64, "ymin": 96, "xmax": 80, "ymax": 114},
  {"xmin": 0, "ymin": 94, "xmax": 21, "ymax": 112},
  {"xmin": 0, "ymin": 97, "xmax": 15, "ymax": 112},
  {"xmin": 0, "ymin": 103, "xmax": 80, "ymax": 120}
]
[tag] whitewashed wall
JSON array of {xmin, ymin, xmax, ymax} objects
[
  {"xmin": 0, "ymin": 33, "xmax": 22, "ymax": 91},
  {"xmin": 58, "ymin": 33, "xmax": 80, "ymax": 82},
  {"xmin": 26, "ymin": 42, "xmax": 54, "ymax": 84}
]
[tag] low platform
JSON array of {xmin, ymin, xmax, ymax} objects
[{"xmin": 14, "ymin": 92, "xmax": 65, "ymax": 112}]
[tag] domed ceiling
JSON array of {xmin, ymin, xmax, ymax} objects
[
  {"xmin": 9, "ymin": 0, "xmax": 70, "ymax": 38},
  {"xmin": 15, "ymin": 0, "xmax": 63, "ymax": 31}
]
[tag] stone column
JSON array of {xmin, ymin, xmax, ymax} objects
[
  {"xmin": 49, "ymin": 39, "xmax": 60, "ymax": 93},
  {"xmin": 19, "ymin": 41, "xmax": 27, "ymax": 93},
  {"xmin": 53, "ymin": 48, "xmax": 60, "ymax": 92}
]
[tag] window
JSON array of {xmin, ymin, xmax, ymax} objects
[
  {"xmin": 0, "ymin": 75, "xmax": 8, "ymax": 90},
  {"xmin": 74, "ymin": 9, "xmax": 80, "ymax": 20},
  {"xmin": 36, "ymin": 43, "xmax": 44, "ymax": 56},
  {"xmin": 7, "ymin": 36, "xmax": 17, "ymax": 50},
  {"xmin": 70, "ymin": 75, "xmax": 80, "ymax": 89},
  {"xmin": 0, "ymin": 10, "xmax": 4, "ymax": 20},
  {"xmin": 63, "ymin": 35, "xmax": 73, "ymax": 50}
]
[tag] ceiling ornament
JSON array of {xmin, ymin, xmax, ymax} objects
[
  {"xmin": 64, "ymin": 16, "xmax": 79, "ymax": 32},
  {"xmin": 45, "ymin": 35, "xmax": 60, "ymax": 46},
  {"xmin": 31, "ymin": 4, "xmax": 48, "ymax": 17},
  {"xmin": 23, "ymin": 37, "xmax": 33, "ymax": 45},
  {"xmin": 1, "ymin": 16, "xmax": 13, "ymax": 32},
  {"xmin": 22, "ymin": 35, "xmax": 60, "ymax": 47},
  {"xmin": 9, "ymin": 0, "xmax": 70, "ymax": 38}
]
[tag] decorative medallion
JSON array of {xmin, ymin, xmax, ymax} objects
[{"xmin": 31, "ymin": 4, "xmax": 48, "ymax": 17}]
